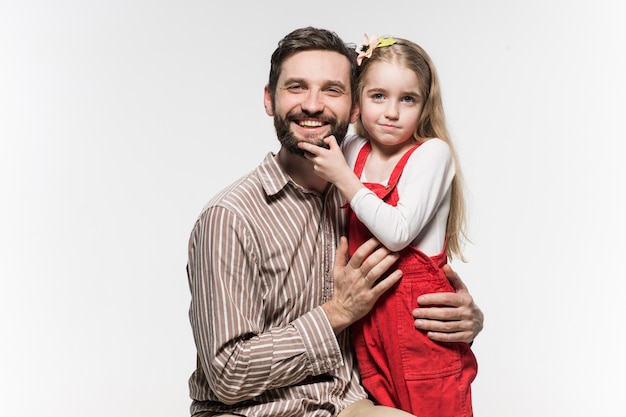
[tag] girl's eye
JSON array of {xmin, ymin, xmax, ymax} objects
[
  {"xmin": 401, "ymin": 96, "xmax": 416, "ymax": 103},
  {"xmin": 372, "ymin": 93, "xmax": 384, "ymax": 100}
]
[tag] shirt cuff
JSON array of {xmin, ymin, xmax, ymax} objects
[{"xmin": 293, "ymin": 306, "xmax": 343, "ymax": 375}]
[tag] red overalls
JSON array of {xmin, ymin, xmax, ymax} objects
[{"xmin": 348, "ymin": 142, "xmax": 478, "ymax": 417}]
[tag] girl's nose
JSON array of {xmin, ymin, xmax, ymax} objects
[{"xmin": 384, "ymin": 102, "xmax": 399, "ymax": 120}]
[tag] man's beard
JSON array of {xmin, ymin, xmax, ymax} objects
[{"xmin": 274, "ymin": 112, "xmax": 350, "ymax": 157}]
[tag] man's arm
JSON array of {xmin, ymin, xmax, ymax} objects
[
  {"xmin": 411, "ymin": 264, "xmax": 484, "ymax": 343},
  {"xmin": 188, "ymin": 207, "xmax": 340, "ymax": 404}
]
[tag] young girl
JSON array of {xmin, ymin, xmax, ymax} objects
[{"xmin": 298, "ymin": 36, "xmax": 478, "ymax": 416}]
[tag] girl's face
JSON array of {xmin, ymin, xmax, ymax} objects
[{"xmin": 359, "ymin": 61, "xmax": 424, "ymax": 148}]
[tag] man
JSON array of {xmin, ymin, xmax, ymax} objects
[{"xmin": 186, "ymin": 26, "xmax": 483, "ymax": 417}]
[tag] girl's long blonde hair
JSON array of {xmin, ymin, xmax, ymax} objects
[{"xmin": 354, "ymin": 38, "xmax": 469, "ymax": 261}]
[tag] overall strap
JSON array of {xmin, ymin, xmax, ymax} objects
[
  {"xmin": 353, "ymin": 141, "xmax": 371, "ymax": 178},
  {"xmin": 386, "ymin": 142, "xmax": 424, "ymax": 188}
]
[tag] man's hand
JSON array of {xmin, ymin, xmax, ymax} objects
[
  {"xmin": 412, "ymin": 265, "xmax": 483, "ymax": 344},
  {"xmin": 322, "ymin": 236, "xmax": 402, "ymax": 335}
]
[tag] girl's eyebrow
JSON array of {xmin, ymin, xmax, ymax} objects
[
  {"xmin": 364, "ymin": 86, "xmax": 386, "ymax": 93},
  {"xmin": 365, "ymin": 86, "xmax": 422, "ymax": 96}
]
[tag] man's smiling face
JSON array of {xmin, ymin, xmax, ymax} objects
[{"xmin": 264, "ymin": 50, "xmax": 358, "ymax": 156}]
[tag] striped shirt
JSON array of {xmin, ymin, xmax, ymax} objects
[{"xmin": 187, "ymin": 152, "xmax": 368, "ymax": 416}]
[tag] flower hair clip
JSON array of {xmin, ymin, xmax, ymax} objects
[{"xmin": 355, "ymin": 34, "xmax": 396, "ymax": 65}]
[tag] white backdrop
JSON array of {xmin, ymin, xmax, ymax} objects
[{"xmin": 2, "ymin": 1, "xmax": 625, "ymax": 416}]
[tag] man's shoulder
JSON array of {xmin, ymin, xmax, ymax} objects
[{"xmin": 202, "ymin": 169, "xmax": 263, "ymax": 214}]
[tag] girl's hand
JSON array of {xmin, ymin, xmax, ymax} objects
[
  {"xmin": 298, "ymin": 136, "xmax": 365, "ymax": 202},
  {"xmin": 298, "ymin": 136, "xmax": 352, "ymax": 185}
]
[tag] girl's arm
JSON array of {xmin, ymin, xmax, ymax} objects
[
  {"xmin": 299, "ymin": 136, "xmax": 454, "ymax": 253},
  {"xmin": 351, "ymin": 139, "xmax": 455, "ymax": 252}
]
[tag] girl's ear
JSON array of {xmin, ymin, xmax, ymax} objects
[
  {"xmin": 263, "ymin": 85, "xmax": 274, "ymax": 116},
  {"xmin": 350, "ymin": 101, "xmax": 360, "ymax": 124}
]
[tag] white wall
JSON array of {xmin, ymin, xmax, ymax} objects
[{"xmin": 2, "ymin": 1, "xmax": 625, "ymax": 416}]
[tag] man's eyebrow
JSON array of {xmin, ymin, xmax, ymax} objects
[
  {"xmin": 281, "ymin": 78, "xmax": 347, "ymax": 90},
  {"xmin": 281, "ymin": 77, "xmax": 306, "ymax": 85},
  {"xmin": 324, "ymin": 80, "xmax": 348, "ymax": 90}
]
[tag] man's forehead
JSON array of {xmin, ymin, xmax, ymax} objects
[{"xmin": 280, "ymin": 50, "xmax": 351, "ymax": 84}]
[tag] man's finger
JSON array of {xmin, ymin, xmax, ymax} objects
[
  {"xmin": 442, "ymin": 264, "xmax": 468, "ymax": 293},
  {"xmin": 334, "ymin": 236, "xmax": 349, "ymax": 269},
  {"xmin": 424, "ymin": 330, "xmax": 474, "ymax": 343},
  {"xmin": 371, "ymin": 269, "xmax": 402, "ymax": 296},
  {"xmin": 348, "ymin": 237, "xmax": 382, "ymax": 270},
  {"xmin": 417, "ymin": 291, "xmax": 461, "ymax": 308}
]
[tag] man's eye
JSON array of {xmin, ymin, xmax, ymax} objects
[{"xmin": 326, "ymin": 88, "xmax": 343, "ymax": 96}]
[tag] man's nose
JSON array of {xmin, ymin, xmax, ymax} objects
[{"xmin": 301, "ymin": 90, "xmax": 325, "ymax": 114}]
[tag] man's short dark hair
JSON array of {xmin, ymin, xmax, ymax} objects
[{"xmin": 267, "ymin": 26, "xmax": 358, "ymax": 107}]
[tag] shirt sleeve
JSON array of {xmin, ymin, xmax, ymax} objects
[
  {"xmin": 187, "ymin": 206, "xmax": 343, "ymax": 404},
  {"xmin": 349, "ymin": 138, "xmax": 455, "ymax": 252}
]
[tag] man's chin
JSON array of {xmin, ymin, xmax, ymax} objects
[{"xmin": 299, "ymin": 137, "xmax": 328, "ymax": 149}]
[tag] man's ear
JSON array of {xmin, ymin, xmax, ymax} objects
[
  {"xmin": 349, "ymin": 101, "xmax": 360, "ymax": 124},
  {"xmin": 263, "ymin": 85, "xmax": 274, "ymax": 116}
]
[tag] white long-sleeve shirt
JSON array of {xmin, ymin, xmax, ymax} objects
[{"xmin": 342, "ymin": 134, "xmax": 455, "ymax": 255}]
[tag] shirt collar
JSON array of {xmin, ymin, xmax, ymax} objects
[{"xmin": 257, "ymin": 152, "xmax": 291, "ymax": 197}]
